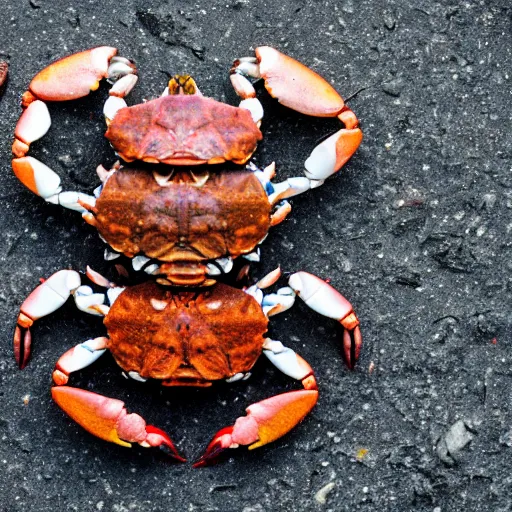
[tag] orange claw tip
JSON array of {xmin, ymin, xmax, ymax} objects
[
  {"xmin": 145, "ymin": 425, "xmax": 186, "ymax": 462},
  {"xmin": 51, "ymin": 386, "xmax": 131, "ymax": 447},
  {"xmin": 192, "ymin": 426, "xmax": 234, "ymax": 468},
  {"xmin": 255, "ymin": 46, "xmax": 344, "ymax": 117},
  {"xmin": 29, "ymin": 46, "xmax": 117, "ymax": 102}
]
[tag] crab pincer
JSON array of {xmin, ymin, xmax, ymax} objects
[
  {"xmin": 193, "ymin": 389, "xmax": 318, "ymax": 467},
  {"xmin": 288, "ymin": 272, "xmax": 362, "ymax": 369},
  {"xmin": 12, "ymin": 46, "xmax": 136, "ymax": 158},
  {"xmin": 52, "ymin": 387, "xmax": 185, "ymax": 461},
  {"xmin": 231, "ymin": 46, "xmax": 363, "ymax": 182},
  {"xmin": 14, "ymin": 270, "xmax": 81, "ymax": 369}
]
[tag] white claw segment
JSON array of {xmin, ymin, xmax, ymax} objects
[
  {"xmin": 13, "ymin": 100, "xmax": 51, "ymax": 156},
  {"xmin": 288, "ymin": 272, "xmax": 353, "ymax": 321},
  {"xmin": 225, "ymin": 373, "xmax": 246, "ymax": 383},
  {"xmin": 239, "ymin": 98, "xmax": 263, "ymax": 125},
  {"xmin": 304, "ymin": 129, "xmax": 342, "ymax": 180},
  {"xmin": 304, "ymin": 126, "xmax": 362, "ymax": 181},
  {"xmin": 218, "ymin": 257, "xmax": 234, "ymax": 273},
  {"xmin": 53, "ymin": 337, "xmax": 108, "ymax": 385},
  {"xmin": 104, "ymin": 96, "xmax": 127, "ymax": 123},
  {"xmin": 109, "ymin": 74, "xmax": 138, "ymax": 98},
  {"xmin": 128, "ymin": 371, "xmax": 148, "ymax": 382},
  {"xmin": 262, "ymin": 287, "xmax": 296, "ymax": 316},
  {"xmin": 132, "ymin": 255, "xmax": 151, "ymax": 271},
  {"xmin": 104, "ymin": 249, "xmax": 121, "ymax": 261},
  {"xmin": 230, "ymin": 73, "xmax": 256, "ymax": 99},
  {"xmin": 46, "ymin": 191, "xmax": 96, "ymax": 213},
  {"xmin": 205, "ymin": 263, "xmax": 222, "ymax": 276},
  {"xmin": 106, "ymin": 286, "xmax": 125, "ymax": 306},
  {"xmin": 242, "ymin": 248, "xmax": 260, "ymax": 262},
  {"xmin": 205, "ymin": 257, "xmax": 234, "ymax": 276},
  {"xmin": 73, "ymin": 285, "xmax": 106, "ymax": 316},
  {"xmin": 20, "ymin": 270, "xmax": 81, "ymax": 321},
  {"xmin": 12, "ymin": 156, "xmax": 61, "ymax": 199},
  {"xmin": 144, "ymin": 264, "xmax": 160, "ymax": 275},
  {"xmin": 269, "ymin": 177, "xmax": 312, "ymax": 204},
  {"xmin": 263, "ymin": 339, "xmax": 313, "ymax": 381}
]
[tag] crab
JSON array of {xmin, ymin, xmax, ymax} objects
[
  {"xmin": 16, "ymin": 265, "xmax": 361, "ymax": 465},
  {"xmin": 11, "ymin": 46, "xmax": 363, "ymax": 464}
]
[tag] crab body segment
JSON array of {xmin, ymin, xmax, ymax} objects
[
  {"xmin": 105, "ymin": 281, "xmax": 268, "ymax": 386},
  {"xmin": 93, "ymin": 167, "xmax": 271, "ymax": 286},
  {"xmin": 105, "ymin": 94, "xmax": 262, "ymax": 165}
]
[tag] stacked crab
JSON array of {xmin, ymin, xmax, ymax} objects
[{"xmin": 11, "ymin": 46, "xmax": 363, "ymax": 466}]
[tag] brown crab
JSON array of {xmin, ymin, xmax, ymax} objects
[{"xmin": 18, "ymin": 265, "xmax": 360, "ymax": 465}]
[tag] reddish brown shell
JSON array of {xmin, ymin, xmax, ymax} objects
[
  {"xmin": 105, "ymin": 94, "xmax": 262, "ymax": 165},
  {"xmin": 105, "ymin": 281, "xmax": 268, "ymax": 384},
  {"xmin": 94, "ymin": 167, "xmax": 271, "ymax": 264}
]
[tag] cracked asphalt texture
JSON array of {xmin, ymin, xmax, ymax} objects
[{"xmin": 1, "ymin": 1, "xmax": 511, "ymax": 511}]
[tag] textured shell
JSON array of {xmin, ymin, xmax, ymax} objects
[
  {"xmin": 94, "ymin": 168, "xmax": 271, "ymax": 262},
  {"xmin": 105, "ymin": 282, "xmax": 268, "ymax": 383},
  {"xmin": 105, "ymin": 94, "xmax": 262, "ymax": 165}
]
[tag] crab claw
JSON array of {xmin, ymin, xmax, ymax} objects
[
  {"xmin": 194, "ymin": 389, "xmax": 318, "ymax": 467},
  {"xmin": 52, "ymin": 387, "xmax": 185, "ymax": 461},
  {"xmin": 252, "ymin": 46, "xmax": 345, "ymax": 117},
  {"xmin": 23, "ymin": 47, "xmax": 119, "ymax": 105},
  {"xmin": 13, "ymin": 323, "xmax": 31, "ymax": 370},
  {"xmin": 232, "ymin": 47, "xmax": 362, "ymax": 179},
  {"xmin": 14, "ymin": 270, "xmax": 81, "ymax": 368},
  {"xmin": 288, "ymin": 271, "xmax": 362, "ymax": 369},
  {"xmin": 192, "ymin": 426, "xmax": 235, "ymax": 468}
]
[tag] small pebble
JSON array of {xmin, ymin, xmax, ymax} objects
[{"xmin": 314, "ymin": 482, "xmax": 336, "ymax": 505}]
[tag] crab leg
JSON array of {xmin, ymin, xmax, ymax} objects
[
  {"xmin": 14, "ymin": 270, "xmax": 81, "ymax": 368},
  {"xmin": 245, "ymin": 267, "xmax": 361, "ymax": 368},
  {"xmin": 12, "ymin": 156, "xmax": 96, "ymax": 213},
  {"xmin": 12, "ymin": 47, "xmax": 137, "ymax": 209},
  {"xmin": 52, "ymin": 337, "xmax": 108, "ymax": 386},
  {"xmin": 194, "ymin": 339, "xmax": 317, "ymax": 467},
  {"xmin": 288, "ymin": 272, "xmax": 362, "ymax": 369},
  {"xmin": 232, "ymin": 47, "xmax": 362, "ymax": 185},
  {"xmin": 51, "ymin": 387, "xmax": 185, "ymax": 461},
  {"xmin": 14, "ymin": 267, "xmax": 122, "ymax": 368}
]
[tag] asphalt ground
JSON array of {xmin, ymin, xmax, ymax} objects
[{"xmin": 0, "ymin": 1, "xmax": 511, "ymax": 511}]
